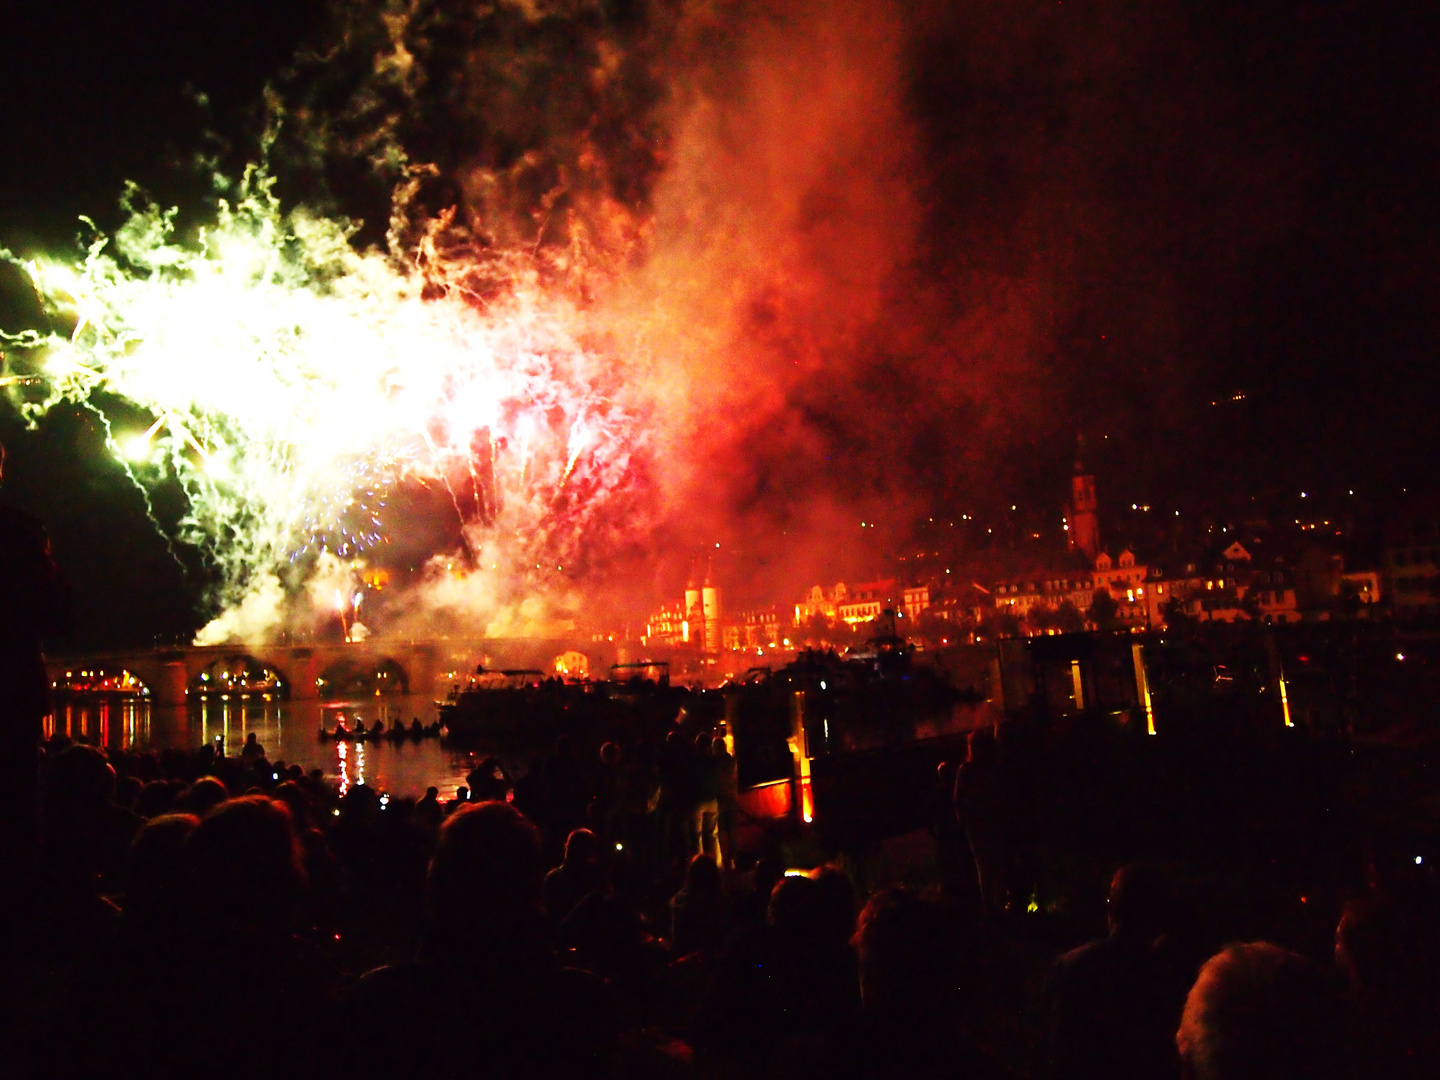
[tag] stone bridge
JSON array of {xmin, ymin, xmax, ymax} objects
[{"xmin": 47, "ymin": 637, "xmax": 623, "ymax": 707}]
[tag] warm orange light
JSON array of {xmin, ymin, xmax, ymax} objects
[{"xmin": 1132, "ymin": 643, "xmax": 1156, "ymax": 735}]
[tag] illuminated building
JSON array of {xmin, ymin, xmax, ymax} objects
[
  {"xmin": 1146, "ymin": 541, "xmax": 1302, "ymax": 626},
  {"xmin": 989, "ymin": 462, "xmax": 1151, "ymax": 631},
  {"xmin": 1338, "ymin": 570, "xmax": 1382, "ymax": 604},
  {"xmin": 701, "ymin": 562, "xmax": 722, "ymax": 652},
  {"xmin": 902, "ymin": 584, "xmax": 931, "ymax": 619},
  {"xmin": 1067, "ymin": 445, "xmax": 1100, "ymax": 561},
  {"xmin": 644, "ymin": 601, "xmax": 691, "ymax": 647},
  {"xmin": 733, "ymin": 605, "xmax": 785, "ymax": 650},
  {"xmin": 1386, "ymin": 542, "xmax": 1439, "ymax": 608},
  {"xmin": 796, "ymin": 583, "xmax": 842, "ymax": 623},
  {"xmin": 685, "ymin": 566, "xmax": 703, "ymax": 635},
  {"xmin": 642, "ymin": 560, "xmax": 724, "ymax": 653},
  {"xmin": 836, "ymin": 579, "xmax": 897, "ymax": 625}
]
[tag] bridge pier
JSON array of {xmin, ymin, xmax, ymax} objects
[
  {"xmin": 156, "ymin": 657, "xmax": 190, "ymax": 709},
  {"xmin": 406, "ymin": 644, "xmax": 439, "ymax": 701},
  {"xmin": 287, "ymin": 650, "xmax": 321, "ymax": 701}
]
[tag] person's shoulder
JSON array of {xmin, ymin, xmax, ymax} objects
[
  {"xmin": 952, "ymin": 1040, "xmax": 1022, "ymax": 1080},
  {"xmin": 1057, "ymin": 935, "xmax": 1109, "ymax": 968},
  {"xmin": 1052, "ymin": 936, "xmax": 1115, "ymax": 986},
  {"xmin": 349, "ymin": 960, "xmax": 436, "ymax": 1011},
  {"xmin": 0, "ymin": 502, "xmax": 47, "ymax": 538}
]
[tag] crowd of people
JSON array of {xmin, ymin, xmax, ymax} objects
[
  {"xmin": 1, "ymin": 451, "xmax": 1437, "ymax": 1080},
  {"xmin": 0, "ymin": 720, "xmax": 1434, "ymax": 1080}
]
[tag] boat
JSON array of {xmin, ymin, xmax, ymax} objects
[{"xmin": 437, "ymin": 668, "xmax": 556, "ymax": 738}]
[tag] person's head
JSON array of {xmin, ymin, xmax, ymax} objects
[
  {"xmin": 127, "ymin": 813, "xmax": 199, "ymax": 918},
  {"xmin": 181, "ymin": 796, "xmax": 305, "ymax": 932},
  {"xmin": 1336, "ymin": 887, "xmax": 1440, "ymax": 1015},
  {"xmin": 1176, "ymin": 942, "xmax": 1351, "ymax": 1080},
  {"xmin": 753, "ymin": 852, "xmax": 786, "ymax": 899},
  {"xmin": 1109, "ymin": 863, "xmax": 1173, "ymax": 938},
  {"xmin": 134, "ymin": 779, "xmax": 176, "ymax": 818},
  {"xmin": 563, "ymin": 827, "xmax": 601, "ymax": 869},
  {"xmin": 767, "ymin": 874, "xmax": 819, "ymax": 938},
  {"xmin": 427, "ymin": 801, "xmax": 543, "ymax": 936},
  {"xmin": 712, "ymin": 737, "xmax": 729, "ymax": 758},
  {"xmin": 965, "ymin": 726, "xmax": 997, "ymax": 766},
  {"xmin": 45, "ymin": 744, "xmax": 116, "ymax": 810},
  {"xmin": 114, "ymin": 774, "xmax": 143, "ymax": 809},
  {"xmin": 683, "ymin": 852, "xmax": 721, "ymax": 895},
  {"xmin": 854, "ymin": 887, "xmax": 965, "ymax": 1017},
  {"xmin": 812, "ymin": 864, "xmax": 858, "ymax": 947},
  {"xmin": 600, "ymin": 741, "xmax": 622, "ymax": 766},
  {"xmin": 185, "ymin": 775, "xmax": 229, "ymax": 816},
  {"xmin": 340, "ymin": 783, "xmax": 382, "ymax": 824},
  {"xmin": 271, "ymin": 781, "xmax": 313, "ymax": 832}
]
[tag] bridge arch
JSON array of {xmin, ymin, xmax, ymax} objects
[
  {"xmin": 316, "ymin": 656, "xmax": 410, "ymax": 698},
  {"xmin": 189, "ymin": 654, "xmax": 288, "ymax": 699},
  {"xmin": 51, "ymin": 666, "xmax": 152, "ymax": 698},
  {"xmin": 553, "ymin": 651, "xmax": 591, "ymax": 679}
]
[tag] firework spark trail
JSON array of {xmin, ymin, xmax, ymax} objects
[{"xmin": 1, "ymin": 170, "xmax": 645, "ymax": 642}]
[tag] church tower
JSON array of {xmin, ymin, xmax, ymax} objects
[
  {"xmin": 701, "ymin": 558, "xmax": 721, "ymax": 653},
  {"xmin": 1068, "ymin": 437, "xmax": 1100, "ymax": 562},
  {"xmin": 684, "ymin": 562, "xmax": 701, "ymax": 645}
]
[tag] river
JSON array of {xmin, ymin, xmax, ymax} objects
[{"xmin": 47, "ymin": 693, "xmax": 522, "ymax": 798}]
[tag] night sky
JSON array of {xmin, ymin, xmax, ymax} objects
[{"xmin": 1, "ymin": 1, "xmax": 1436, "ymax": 645}]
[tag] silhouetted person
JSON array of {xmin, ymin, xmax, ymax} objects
[
  {"xmin": 733, "ymin": 851, "xmax": 786, "ymax": 936},
  {"xmin": 467, "ymin": 755, "xmax": 514, "ymax": 802},
  {"xmin": 954, "ymin": 726, "xmax": 1008, "ymax": 914},
  {"xmin": 180, "ymin": 774, "xmax": 229, "ymax": 816},
  {"xmin": 346, "ymin": 801, "xmax": 616, "ymax": 1079},
  {"xmin": 658, "ymin": 729, "xmax": 692, "ymax": 859},
  {"xmin": 415, "ymin": 784, "xmax": 444, "ymax": 831},
  {"xmin": 850, "ymin": 887, "xmax": 1012, "ymax": 1080},
  {"xmin": 1049, "ymin": 864, "xmax": 1195, "ymax": 1080},
  {"xmin": 98, "ymin": 796, "xmax": 341, "ymax": 1080},
  {"xmin": 0, "ymin": 441, "xmax": 69, "ymax": 901},
  {"xmin": 712, "ymin": 736, "xmax": 738, "ymax": 868},
  {"xmin": 696, "ymin": 870, "xmax": 861, "ymax": 1075},
  {"xmin": 119, "ymin": 812, "xmax": 198, "ymax": 939},
  {"xmin": 1336, "ymin": 883, "xmax": 1440, "ymax": 1080},
  {"xmin": 671, "ymin": 852, "xmax": 726, "ymax": 957},
  {"xmin": 931, "ymin": 759, "xmax": 981, "ymax": 916},
  {"xmin": 688, "ymin": 731, "xmax": 721, "ymax": 864},
  {"xmin": 544, "ymin": 826, "xmax": 604, "ymax": 926},
  {"xmin": 593, "ymin": 740, "xmax": 626, "ymax": 841},
  {"xmin": 1176, "ymin": 942, "xmax": 1353, "ymax": 1080}
]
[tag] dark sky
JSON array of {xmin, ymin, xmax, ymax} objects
[{"xmin": 1, "ymin": 1, "xmax": 1437, "ymax": 644}]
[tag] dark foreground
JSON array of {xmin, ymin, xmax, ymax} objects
[{"xmin": 2, "ymin": 709, "xmax": 1438, "ymax": 1080}]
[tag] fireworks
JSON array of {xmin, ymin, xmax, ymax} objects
[{"xmin": 1, "ymin": 169, "xmax": 645, "ymax": 641}]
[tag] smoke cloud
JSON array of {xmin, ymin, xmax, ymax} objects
[{"xmin": 8, "ymin": 0, "xmax": 1317, "ymax": 640}]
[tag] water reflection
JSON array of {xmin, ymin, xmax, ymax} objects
[
  {"xmin": 46, "ymin": 693, "xmax": 482, "ymax": 798},
  {"xmin": 47, "ymin": 697, "xmax": 151, "ymax": 749}
]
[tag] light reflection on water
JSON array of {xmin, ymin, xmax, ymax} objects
[{"xmin": 48, "ymin": 693, "xmax": 491, "ymax": 799}]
